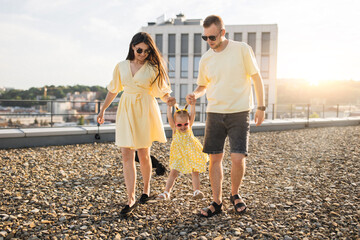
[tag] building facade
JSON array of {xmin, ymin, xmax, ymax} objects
[{"xmin": 142, "ymin": 14, "xmax": 278, "ymax": 121}]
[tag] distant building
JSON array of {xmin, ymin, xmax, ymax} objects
[{"xmin": 142, "ymin": 13, "xmax": 278, "ymax": 120}]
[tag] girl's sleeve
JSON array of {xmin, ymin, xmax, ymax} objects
[{"xmin": 107, "ymin": 63, "xmax": 124, "ymax": 93}]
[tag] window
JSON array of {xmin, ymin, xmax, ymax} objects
[
  {"xmin": 194, "ymin": 34, "xmax": 201, "ymax": 54},
  {"xmin": 155, "ymin": 34, "xmax": 163, "ymax": 53},
  {"xmin": 181, "ymin": 34, "xmax": 189, "ymax": 78},
  {"xmin": 261, "ymin": 32, "xmax": 270, "ymax": 54},
  {"xmin": 193, "ymin": 33, "xmax": 202, "ymax": 78},
  {"xmin": 193, "ymin": 56, "xmax": 201, "ymax": 78},
  {"xmin": 193, "ymin": 84, "xmax": 200, "ymax": 105},
  {"xmin": 247, "ymin": 33, "xmax": 256, "ymax": 53},
  {"xmin": 261, "ymin": 32, "xmax": 270, "ymax": 79},
  {"xmin": 168, "ymin": 34, "xmax": 175, "ymax": 54},
  {"xmin": 195, "ymin": 112, "xmax": 200, "ymax": 121},
  {"xmin": 261, "ymin": 56, "xmax": 269, "ymax": 79},
  {"xmin": 234, "ymin": 32, "xmax": 242, "ymax": 42},
  {"xmin": 181, "ymin": 56, "xmax": 188, "ymax": 78},
  {"xmin": 168, "ymin": 34, "xmax": 176, "ymax": 78},
  {"xmin": 180, "ymin": 84, "xmax": 187, "ymax": 105},
  {"xmin": 168, "ymin": 56, "xmax": 176, "ymax": 78}
]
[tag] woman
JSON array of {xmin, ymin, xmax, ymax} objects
[{"xmin": 97, "ymin": 32, "xmax": 175, "ymax": 216}]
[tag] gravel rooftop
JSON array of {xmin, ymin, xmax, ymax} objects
[{"xmin": 0, "ymin": 126, "xmax": 359, "ymax": 239}]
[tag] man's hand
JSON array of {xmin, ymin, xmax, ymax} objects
[
  {"xmin": 167, "ymin": 97, "xmax": 176, "ymax": 106},
  {"xmin": 186, "ymin": 93, "xmax": 196, "ymax": 105},
  {"xmin": 254, "ymin": 110, "xmax": 265, "ymax": 126}
]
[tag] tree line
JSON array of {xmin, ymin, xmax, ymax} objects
[{"xmin": 0, "ymin": 85, "xmax": 108, "ymax": 107}]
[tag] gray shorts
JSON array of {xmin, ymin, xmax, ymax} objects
[{"xmin": 203, "ymin": 111, "xmax": 250, "ymax": 156}]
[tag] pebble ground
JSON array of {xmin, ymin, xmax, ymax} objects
[{"xmin": 0, "ymin": 126, "xmax": 359, "ymax": 239}]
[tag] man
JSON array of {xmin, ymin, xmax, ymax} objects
[{"xmin": 186, "ymin": 15, "xmax": 265, "ymax": 217}]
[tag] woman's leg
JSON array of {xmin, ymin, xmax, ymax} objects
[
  {"xmin": 137, "ymin": 148, "xmax": 152, "ymax": 195},
  {"xmin": 121, "ymin": 147, "xmax": 136, "ymax": 206}
]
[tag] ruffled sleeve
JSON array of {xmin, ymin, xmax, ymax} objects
[
  {"xmin": 107, "ymin": 63, "xmax": 123, "ymax": 93},
  {"xmin": 149, "ymin": 67, "xmax": 172, "ymax": 98}
]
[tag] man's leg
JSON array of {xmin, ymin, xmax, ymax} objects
[
  {"xmin": 200, "ymin": 153, "xmax": 223, "ymax": 216},
  {"xmin": 231, "ymin": 153, "xmax": 247, "ymax": 212}
]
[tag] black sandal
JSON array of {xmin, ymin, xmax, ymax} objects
[
  {"xmin": 199, "ymin": 201, "xmax": 222, "ymax": 218},
  {"xmin": 120, "ymin": 202, "xmax": 138, "ymax": 216},
  {"xmin": 230, "ymin": 194, "xmax": 247, "ymax": 214},
  {"xmin": 139, "ymin": 193, "xmax": 154, "ymax": 204}
]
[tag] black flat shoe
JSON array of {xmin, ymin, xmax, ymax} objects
[
  {"xmin": 120, "ymin": 202, "xmax": 138, "ymax": 216},
  {"xmin": 139, "ymin": 193, "xmax": 153, "ymax": 204}
]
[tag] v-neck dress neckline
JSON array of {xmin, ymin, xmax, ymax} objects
[{"xmin": 129, "ymin": 60, "xmax": 147, "ymax": 78}]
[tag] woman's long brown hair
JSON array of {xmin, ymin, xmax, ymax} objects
[{"xmin": 126, "ymin": 32, "xmax": 170, "ymax": 89}]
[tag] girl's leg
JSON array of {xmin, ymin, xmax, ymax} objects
[
  {"xmin": 121, "ymin": 147, "xmax": 136, "ymax": 206},
  {"xmin": 191, "ymin": 171, "xmax": 201, "ymax": 191},
  {"xmin": 164, "ymin": 169, "xmax": 179, "ymax": 193},
  {"xmin": 137, "ymin": 148, "xmax": 152, "ymax": 196}
]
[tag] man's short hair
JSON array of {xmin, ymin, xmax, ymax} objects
[{"xmin": 203, "ymin": 15, "xmax": 225, "ymax": 29}]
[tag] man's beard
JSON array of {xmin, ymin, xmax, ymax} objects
[{"xmin": 212, "ymin": 41, "xmax": 222, "ymax": 50}]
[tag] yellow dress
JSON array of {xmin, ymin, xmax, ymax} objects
[
  {"xmin": 169, "ymin": 128, "xmax": 209, "ymax": 174},
  {"xmin": 107, "ymin": 60, "xmax": 171, "ymax": 149}
]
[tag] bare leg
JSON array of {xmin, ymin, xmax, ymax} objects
[
  {"xmin": 200, "ymin": 153, "xmax": 223, "ymax": 216},
  {"xmin": 137, "ymin": 148, "xmax": 152, "ymax": 196},
  {"xmin": 231, "ymin": 153, "xmax": 246, "ymax": 212},
  {"xmin": 121, "ymin": 147, "xmax": 136, "ymax": 206},
  {"xmin": 191, "ymin": 171, "xmax": 200, "ymax": 191},
  {"xmin": 164, "ymin": 169, "xmax": 179, "ymax": 193}
]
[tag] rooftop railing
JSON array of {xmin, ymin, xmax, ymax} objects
[{"xmin": 0, "ymin": 99, "xmax": 359, "ymax": 129}]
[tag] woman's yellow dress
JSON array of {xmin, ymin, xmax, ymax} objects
[
  {"xmin": 107, "ymin": 60, "xmax": 171, "ymax": 149},
  {"xmin": 169, "ymin": 128, "xmax": 209, "ymax": 174}
]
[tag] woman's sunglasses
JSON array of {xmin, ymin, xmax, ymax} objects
[
  {"xmin": 136, "ymin": 48, "xmax": 151, "ymax": 54},
  {"xmin": 176, "ymin": 122, "xmax": 189, "ymax": 127},
  {"xmin": 201, "ymin": 29, "xmax": 223, "ymax": 41}
]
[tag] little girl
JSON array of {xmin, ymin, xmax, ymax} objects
[{"xmin": 157, "ymin": 100, "xmax": 209, "ymax": 200}]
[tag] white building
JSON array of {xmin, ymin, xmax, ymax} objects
[{"xmin": 142, "ymin": 13, "xmax": 278, "ymax": 121}]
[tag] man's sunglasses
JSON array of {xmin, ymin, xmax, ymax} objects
[
  {"xmin": 201, "ymin": 29, "xmax": 223, "ymax": 41},
  {"xmin": 176, "ymin": 122, "xmax": 189, "ymax": 127},
  {"xmin": 136, "ymin": 48, "xmax": 151, "ymax": 54}
]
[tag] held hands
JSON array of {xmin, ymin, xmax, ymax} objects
[
  {"xmin": 167, "ymin": 97, "xmax": 176, "ymax": 106},
  {"xmin": 186, "ymin": 93, "xmax": 196, "ymax": 106}
]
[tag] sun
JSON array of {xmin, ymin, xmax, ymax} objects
[{"xmin": 307, "ymin": 78, "xmax": 319, "ymax": 86}]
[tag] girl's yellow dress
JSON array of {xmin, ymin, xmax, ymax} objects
[
  {"xmin": 169, "ymin": 128, "xmax": 209, "ymax": 174},
  {"xmin": 107, "ymin": 60, "xmax": 171, "ymax": 149}
]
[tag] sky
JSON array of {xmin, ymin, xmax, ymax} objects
[{"xmin": 0, "ymin": 0, "xmax": 360, "ymax": 90}]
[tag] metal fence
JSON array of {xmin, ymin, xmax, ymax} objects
[{"xmin": 0, "ymin": 99, "xmax": 359, "ymax": 129}]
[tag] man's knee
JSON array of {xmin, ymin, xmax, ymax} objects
[{"xmin": 231, "ymin": 154, "xmax": 246, "ymax": 167}]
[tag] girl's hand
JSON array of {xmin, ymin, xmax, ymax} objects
[{"xmin": 97, "ymin": 112, "xmax": 105, "ymax": 125}]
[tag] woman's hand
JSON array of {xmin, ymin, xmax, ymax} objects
[{"xmin": 97, "ymin": 111, "xmax": 105, "ymax": 125}]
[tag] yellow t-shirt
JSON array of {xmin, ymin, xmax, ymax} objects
[{"xmin": 197, "ymin": 40, "xmax": 259, "ymax": 113}]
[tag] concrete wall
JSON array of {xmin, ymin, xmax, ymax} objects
[{"xmin": 1, "ymin": 118, "xmax": 359, "ymax": 149}]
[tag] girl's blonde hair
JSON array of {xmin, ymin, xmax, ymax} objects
[{"xmin": 173, "ymin": 104, "xmax": 190, "ymax": 120}]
